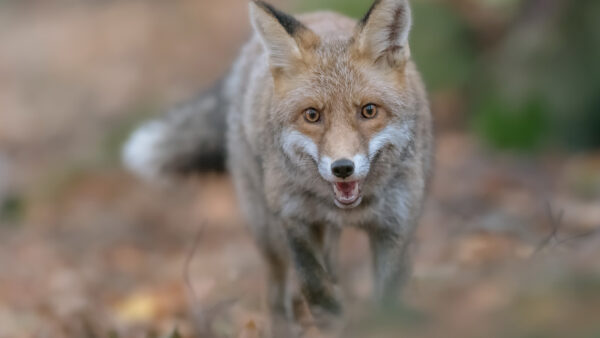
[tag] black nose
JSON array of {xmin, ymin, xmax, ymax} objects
[{"xmin": 331, "ymin": 158, "xmax": 355, "ymax": 179}]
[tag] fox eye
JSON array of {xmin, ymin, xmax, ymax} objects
[
  {"xmin": 361, "ymin": 104, "xmax": 378, "ymax": 119},
  {"xmin": 304, "ymin": 108, "xmax": 321, "ymax": 123}
]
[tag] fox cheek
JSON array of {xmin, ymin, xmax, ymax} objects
[
  {"xmin": 352, "ymin": 154, "xmax": 370, "ymax": 178},
  {"xmin": 317, "ymin": 156, "xmax": 335, "ymax": 181},
  {"xmin": 281, "ymin": 129, "xmax": 319, "ymax": 163},
  {"xmin": 368, "ymin": 124, "xmax": 412, "ymax": 160}
]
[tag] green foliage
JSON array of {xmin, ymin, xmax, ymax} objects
[
  {"xmin": 0, "ymin": 194, "xmax": 25, "ymax": 224},
  {"xmin": 410, "ymin": 2, "xmax": 475, "ymax": 91},
  {"xmin": 473, "ymin": 96, "xmax": 549, "ymax": 151},
  {"xmin": 481, "ymin": 0, "xmax": 600, "ymax": 151},
  {"xmin": 295, "ymin": 0, "xmax": 368, "ymax": 18},
  {"xmin": 552, "ymin": 0, "xmax": 600, "ymax": 149}
]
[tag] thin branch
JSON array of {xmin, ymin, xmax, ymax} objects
[
  {"xmin": 556, "ymin": 228, "xmax": 600, "ymax": 246},
  {"xmin": 532, "ymin": 200, "xmax": 563, "ymax": 256},
  {"xmin": 184, "ymin": 224, "xmax": 204, "ymax": 303},
  {"xmin": 183, "ymin": 223, "xmax": 212, "ymax": 337},
  {"xmin": 531, "ymin": 200, "xmax": 600, "ymax": 256}
]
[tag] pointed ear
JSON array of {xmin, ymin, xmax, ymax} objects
[
  {"xmin": 354, "ymin": 0, "xmax": 412, "ymax": 68},
  {"xmin": 249, "ymin": 1, "xmax": 319, "ymax": 71}
]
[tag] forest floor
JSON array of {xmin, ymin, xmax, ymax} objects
[{"xmin": 1, "ymin": 1, "xmax": 599, "ymax": 338}]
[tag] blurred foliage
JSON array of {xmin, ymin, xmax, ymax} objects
[
  {"xmin": 485, "ymin": 0, "xmax": 600, "ymax": 151},
  {"xmin": 296, "ymin": 0, "xmax": 368, "ymax": 18},
  {"xmin": 296, "ymin": 0, "xmax": 600, "ymax": 152},
  {"xmin": 0, "ymin": 194, "xmax": 25, "ymax": 224},
  {"xmin": 410, "ymin": 2, "xmax": 476, "ymax": 91},
  {"xmin": 473, "ymin": 96, "xmax": 549, "ymax": 150}
]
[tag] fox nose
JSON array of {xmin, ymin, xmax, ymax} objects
[{"xmin": 331, "ymin": 158, "xmax": 355, "ymax": 179}]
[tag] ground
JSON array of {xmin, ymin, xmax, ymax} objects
[{"xmin": 1, "ymin": 1, "xmax": 599, "ymax": 338}]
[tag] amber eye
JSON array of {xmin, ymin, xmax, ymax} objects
[
  {"xmin": 304, "ymin": 108, "xmax": 321, "ymax": 123},
  {"xmin": 361, "ymin": 104, "xmax": 378, "ymax": 119}
]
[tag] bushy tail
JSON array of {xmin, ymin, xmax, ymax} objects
[{"xmin": 122, "ymin": 80, "xmax": 228, "ymax": 181}]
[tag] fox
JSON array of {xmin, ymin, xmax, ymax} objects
[{"xmin": 123, "ymin": 0, "xmax": 432, "ymax": 332}]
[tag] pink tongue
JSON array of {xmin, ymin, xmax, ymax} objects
[{"xmin": 336, "ymin": 182, "xmax": 356, "ymax": 197}]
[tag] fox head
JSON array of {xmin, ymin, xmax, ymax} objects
[{"xmin": 250, "ymin": 0, "xmax": 422, "ymax": 209}]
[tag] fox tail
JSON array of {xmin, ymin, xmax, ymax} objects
[{"xmin": 122, "ymin": 80, "xmax": 228, "ymax": 181}]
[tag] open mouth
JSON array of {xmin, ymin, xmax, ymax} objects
[{"xmin": 332, "ymin": 181, "xmax": 362, "ymax": 209}]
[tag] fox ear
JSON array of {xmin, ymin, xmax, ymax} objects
[
  {"xmin": 354, "ymin": 0, "xmax": 412, "ymax": 68},
  {"xmin": 249, "ymin": 1, "xmax": 319, "ymax": 71}
]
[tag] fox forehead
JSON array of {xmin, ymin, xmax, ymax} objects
[
  {"xmin": 276, "ymin": 49, "xmax": 405, "ymax": 114},
  {"xmin": 272, "ymin": 30, "xmax": 410, "ymax": 108}
]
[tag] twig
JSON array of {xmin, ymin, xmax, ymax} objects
[
  {"xmin": 184, "ymin": 224, "xmax": 205, "ymax": 304},
  {"xmin": 183, "ymin": 223, "xmax": 212, "ymax": 336},
  {"xmin": 556, "ymin": 228, "xmax": 600, "ymax": 246},
  {"xmin": 532, "ymin": 201, "xmax": 600, "ymax": 256},
  {"xmin": 532, "ymin": 200, "xmax": 563, "ymax": 256}
]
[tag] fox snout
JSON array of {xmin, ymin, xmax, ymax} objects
[
  {"xmin": 321, "ymin": 155, "xmax": 367, "ymax": 208},
  {"xmin": 331, "ymin": 158, "xmax": 354, "ymax": 179},
  {"xmin": 318, "ymin": 153, "xmax": 370, "ymax": 182}
]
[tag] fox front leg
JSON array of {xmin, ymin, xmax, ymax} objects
[
  {"xmin": 368, "ymin": 228, "xmax": 413, "ymax": 306},
  {"xmin": 285, "ymin": 223, "xmax": 342, "ymax": 323}
]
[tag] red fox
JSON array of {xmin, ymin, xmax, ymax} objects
[{"xmin": 123, "ymin": 0, "xmax": 432, "ymax": 332}]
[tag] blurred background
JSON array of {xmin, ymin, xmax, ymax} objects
[{"xmin": 1, "ymin": 0, "xmax": 599, "ymax": 337}]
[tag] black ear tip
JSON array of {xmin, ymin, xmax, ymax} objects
[
  {"xmin": 360, "ymin": 0, "xmax": 383, "ymax": 26},
  {"xmin": 253, "ymin": 0, "xmax": 304, "ymax": 36}
]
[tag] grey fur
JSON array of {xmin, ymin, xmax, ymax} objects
[
  {"xmin": 124, "ymin": 0, "xmax": 433, "ymax": 332},
  {"xmin": 122, "ymin": 80, "xmax": 228, "ymax": 181}
]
